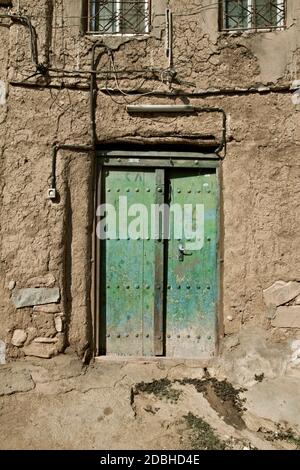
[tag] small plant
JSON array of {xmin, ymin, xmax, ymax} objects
[
  {"xmin": 265, "ymin": 425, "xmax": 300, "ymax": 449},
  {"xmin": 184, "ymin": 412, "xmax": 227, "ymax": 450},
  {"xmin": 254, "ymin": 373, "xmax": 265, "ymax": 382},
  {"xmin": 134, "ymin": 378, "xmax": 182, "ymax": 404}
]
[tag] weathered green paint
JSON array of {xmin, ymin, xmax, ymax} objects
[
  {"xmin": 100, "ymin": 166, "xmax": 219, "ymax": 358},
  {"xmin": 166, "ymin": 170, "xmax": 218, "ymax": 358},
  {"xmin": 101, "ymin": 159, "xmax": 218, "ymax": 169},
  {"xmin": 101, "ymin": 169, "xmax": 156, "ymax": 356}
]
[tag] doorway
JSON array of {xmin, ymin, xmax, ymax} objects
[{"xmin": 95, "ymin": 152, "xmax": 220, "ymax": 359}]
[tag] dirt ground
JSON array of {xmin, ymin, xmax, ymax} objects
[{"xmin": 1, "ymin": 350, "xmax": 300, "ymax": 450}]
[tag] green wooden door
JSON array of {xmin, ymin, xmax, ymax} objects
[
  {"xmin": 99, "ymin": 167, "xmax": 218, "ymax": 358},
  {"xmin": 100, "ymin": 168, "xmax": 156, "ymax": 356},
  {"xmin": 166, "ymin": 170, "xmax": 218, "ymax": 358}
]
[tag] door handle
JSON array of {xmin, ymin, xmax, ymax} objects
[{"xmin": 178, "ymin": 244, "xmax": 193, "ymax": 262}]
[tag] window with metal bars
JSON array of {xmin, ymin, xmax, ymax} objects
[
  {"xmin": 220, "ymin": 1, "xmax": 285, "ymax": 31},
  {"xmin": 88, "ymin": 0, "xmax": 150, "ymax": 34}
]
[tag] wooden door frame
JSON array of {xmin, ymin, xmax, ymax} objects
[{"xmin": 92, "ymin": 150, "xmax": 223, "ymax": 358}]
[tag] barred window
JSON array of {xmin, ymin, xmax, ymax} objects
[
  {"xmin": 88, "ymin": 1, "xmax": 150, "ymax": 34},
  {"xmin": 220, "ymin": 1, "xmax": 285, "ymax": 31}
]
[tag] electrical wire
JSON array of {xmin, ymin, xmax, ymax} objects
[
  {"xmin": 108, "ymin": 51, "xmax": 150, "ymax": 94},
  {"xmin": 100, "ymin": 45, "xmax": 178, "ymax": 105}
]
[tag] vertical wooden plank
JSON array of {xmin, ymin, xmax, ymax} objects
[
  {"xmin": 104, "ymin": 169, "xmax": 144, "ymax": 356},
  {"xmin": 215, "ymin": 165, "xmax": 224, "ymax": 354},
  {"xmin": 154, "ymin": 169, "xmax": 165, "ymax": 356},
  {"xmin": 94, "ymin": 163, "xmax": 102, "ymax": 356},
  {"xmin": 141, "ymin": 171, "xmax": 156, "ymax": 356},
  {"xmin": 100, "ymin": 168, "xmax": 156, "ymax": 357}
]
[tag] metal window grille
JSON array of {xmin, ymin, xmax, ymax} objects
[
  {"xmin": 221, "ymin": 0, "xmax": 285, "ymax": 31},
  {"xmin": 88, "ymin": 0, "xmax": 150, "ymax": 34}
]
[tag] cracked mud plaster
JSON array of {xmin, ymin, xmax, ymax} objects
[{"xmin": 0, "ymin": 1, "xmax": 300, "ymax": 360}]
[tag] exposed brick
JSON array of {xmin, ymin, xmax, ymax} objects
[
  {"xmin": 12, "ymin": 288, "xmax": 60, "ymax": 309},
  {"xmin": 263, "ymin": 281, "xmax": 300, "ymax": 308}
]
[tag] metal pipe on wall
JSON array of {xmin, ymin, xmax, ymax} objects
[
  {"xmin": 0, "ymin": 13, "xmax": 42, "ymax": 72},
  {"xmin": 48, "ymin": 42, "xmax": 107, "ymax": 201}
]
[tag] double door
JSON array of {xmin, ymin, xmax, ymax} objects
[{"xmin": 98, "ymin": 166, "xmax": 219, "ymax": 358}]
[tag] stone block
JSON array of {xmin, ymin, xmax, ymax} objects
[
  {"xmin": 26, "ymin": 273, "xmax": 56, "ymax": 288},
  {"xmin": 295, "ymin": 295, "xmax": 300, "ymax": 305},
  {"xmin": 0, "ymin": 340, "xmax": 5, "ymax": 364},
  {"xmin": 54, "ymin": 316, "xmax": 63, "ymax": 332},
  {"xmin": 263, "ymin": 281, "xmax": 300, "ymax": 308},
  {"xmin": 34, "ymin": 337, "xmax": 58, "ymax": 344},
  {"xmin": 23, "ymin": 343, "xmax": 56, "ymax": 359},
  {"xmin": 33, "ymin": 304, "xmax": 62, "ymax": 314},
  {"xmin": 11, "ymin": 329, "xmax": 27, "ymax": 347},
  {"xmin": 7, "ymin": 280, "xmax": 16, "ymax": 291},
  {"xmin": 290, "ymin": 340, "xmax": 300, "ymax": 365},
  {"xmin": 0, "ymin": 80, "xmax": 6, "ymax": 106},
  {"xmin": 291, "ymin": 79, "xmax": 300, "ymax": 89},
  {"xmin": 292, "ymin": 89, "xmax": 300, "ymax": 105},
  {"xmin": 12, "ymin": 288, "xmax": 60, "ymax": 308},
  {"xmin": 272, "ymin": 307, "xmax": 300, "ymax": 328}
]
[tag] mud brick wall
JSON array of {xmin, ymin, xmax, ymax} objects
[{"xmin": 0, "ymin": 0, "xmax": 300, "ymax": 361}]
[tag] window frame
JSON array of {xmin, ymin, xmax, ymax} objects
[
  {"xmin": 86, "ymin": 0, "xmax": 151, "ymax": 36},
  {"xmin": 219, "ymin": 0, "xmax": 286, "ymax": 32}
]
